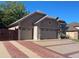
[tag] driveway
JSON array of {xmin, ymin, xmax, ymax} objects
[
  {"xmin": 34, "ymin": 39, "xmax": 79, "ymax": 58},
  {"xmin": 0, "ymin": 39, "xmax": 79, "ymax": 58},
  {"xmin": 0, "ymin": 40, "xmax": 65, "ymax": 58}
]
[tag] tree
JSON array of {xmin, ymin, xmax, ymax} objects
[
  {"xmin": 0, "ymin": 1, "xmax": 29, "ymax": 26},
  {"xmin": 57, "ymin": 20, "xmax": 67, "ymax": 39},
  {"xmin": 0, "ymin": 8, "xmax": 7, "ymax": 28}
]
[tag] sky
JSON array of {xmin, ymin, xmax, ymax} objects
[
  {"xmin": 0, "ymin": 1, "xmax": 79, "ymax": 23},
  {"xmin": 21, "ymin": 1, "xmax": 79, "ymax": 24}
]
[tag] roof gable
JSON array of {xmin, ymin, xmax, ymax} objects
[
  {"xmin": 8, "ymin": 11, "xmax": 60, "ymax": 27},
  {"xmin": 34, "ymin": 15, "xmax": 57, "ymax": 24},
  {"xmin": 9, "ymin": 11, "xmax": 46, "ymax": 27}
]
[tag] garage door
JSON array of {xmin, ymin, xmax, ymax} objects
[
  {"xmin": 21, "ymin": 29, "xmax": 32, "ymax": 39},
  {"xmin": 40, "ymin": 30, "xmax": 57, "ymax": 39}
]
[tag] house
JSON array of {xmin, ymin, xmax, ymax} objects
[
  {"xmin": 66, "ymin": 22, "xmax": 79, "ymax": 39},
  {"xmin": 8, "ymin": 11, "xmax": 65, "ymax": 40}
]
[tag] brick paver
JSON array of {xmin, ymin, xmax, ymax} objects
[
  {"xmin": 10, "ymin": 41, "xmax": 41, "ymax": 58},
  {"xmin": 1, "ymin": 40, "xmax": 79, "ymax": 58},
  {"xmin": 34, "ymin": 39, "xmax": 79, "ymax": 58},
  {"xmin": 4, "ymin": 42, "xmax": 28, "ymax": 58},
  {"xmin": 18, "ymin": 41, "xmax": 68, "ymax": 58}
]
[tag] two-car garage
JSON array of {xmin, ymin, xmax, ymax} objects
[{"xmin": 40, "ymin": 28, "xmax": 57, "ymax": 39}]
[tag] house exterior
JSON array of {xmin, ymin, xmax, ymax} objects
[
  {"xmin": 8, "ymin": 11, "xmax": 65, "ymax": 40},
  {"xmin": 66, "ymin": 23, "xmax": 79, "ymax": 39}
]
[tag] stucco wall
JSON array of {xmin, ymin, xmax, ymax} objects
[{"xmin": 66, "ymin": 31, "xmax": 78, "ymax": 39}]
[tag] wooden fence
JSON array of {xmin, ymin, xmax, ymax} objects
[{"xmin": 0, "ymin": 29, "xmax": 18, "ymax": 41}]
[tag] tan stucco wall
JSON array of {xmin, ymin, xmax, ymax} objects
[{"xmin": 66, "ymin": 31, "xmax": 78, "ymax": 39}]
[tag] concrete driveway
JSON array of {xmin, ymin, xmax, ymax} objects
[
  {"xmin": 0, "ymin": 39, "xmax": 79, "ymax": 58},
  {"xmin": 34, "ymin": 39, "xmax": 79, "ymax": 58},
  {"xmin": 0, "ymin": 40, "xmax": 66, "ymax": 58}
]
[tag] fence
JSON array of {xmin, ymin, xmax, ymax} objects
[{"xmin": 0, "ymin": 29, "xmax": 18, "ymax": 41}]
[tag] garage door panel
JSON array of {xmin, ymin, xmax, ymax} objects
[
  {"xmin": 40, "ymin": 31, "xmax": 57, "ymax": 39},
  {"xmin": 21, "ymin": 29, "xmax": 32, "ymax": 39}
]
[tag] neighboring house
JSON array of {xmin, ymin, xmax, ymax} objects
[
  {"xmin": 66, "ymin": 22, "xmax": 79, "ymax": 39},
  {"xmin": 8, "ymin": 11, "xmax": 65, "ymax": 40}
]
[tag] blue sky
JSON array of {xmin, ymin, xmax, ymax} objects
[
  {"xmin": 0, "ymin": 1, "xmax": 79, "ymax": 23},
  {"xmin": 22, "ymin": 1, "xmax": 79, "ymax": 23}
]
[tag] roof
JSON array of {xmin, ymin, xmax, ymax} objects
[
  {"xmin": 67, "ymin": 26, "xmax": 77, "ymax": 31},
  {"xmin": 34, "ymin": 15, "xmax": 58, "ymax": 24},
  {"xmin": 67, "ymin": 22, "xmax": 79, "ymax": 27},
  {"xmin": 9, "ymin": 11, "xmax": 46, "ymax": 27},
  {"xmin": 67, "ymin": 22, "xmax": 79, "ymax": 31},
  {"xmin": 9, "ymin": 11, "xmax": 58, "ymax": 27}
]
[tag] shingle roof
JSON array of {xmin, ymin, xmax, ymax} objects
[
  {"xmin": 8, "ymin": 11, "xmax": 46, "ymax": 27},
  {"xmin": 67, "ymin": 22, "xmax": 79, "ymax": 31},
  {"xmin": 67, "ymin": 22, "xmax": 79, "ymax": 27},
  {"xmin": 34, "ymin": 15, "xmax": 57, "ymax": 24},
  {"xmin": 8, "ymin": 11, "xmax": 58, "ymax": 27}
]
